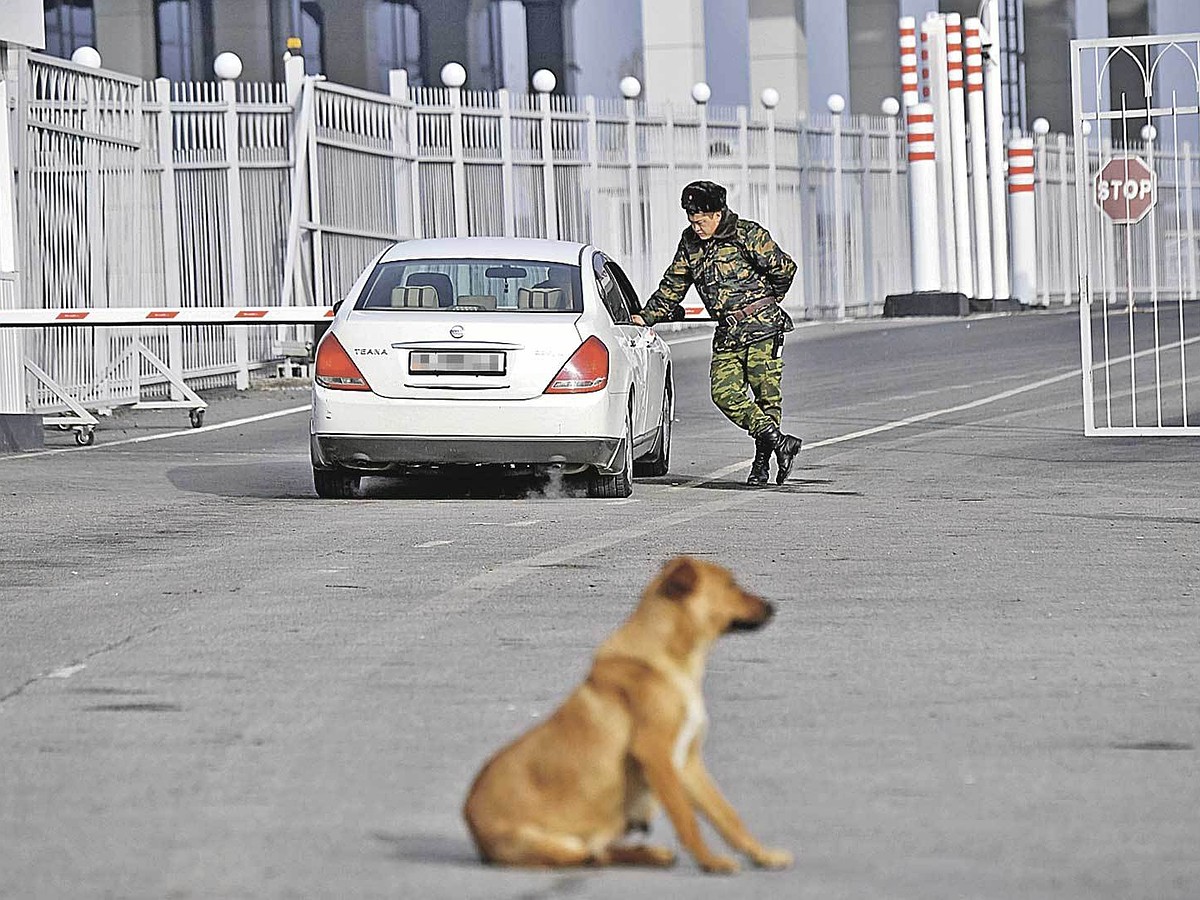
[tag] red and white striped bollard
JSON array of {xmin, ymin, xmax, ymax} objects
[
  {"xmin": 965, "ymin": 17, "xmax": 993, "ymax": 299},
  {"xmin": 907, "ymin": 103, "xmax": 941, "ymax": 292},
  {"xmin": 1008, "ymin": 137, "xmax": 1038, "ymax": 306}
]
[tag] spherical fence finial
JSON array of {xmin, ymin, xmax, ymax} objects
[
  {"xmin": 440, "ymin": 62, "xmax": 467, "ymax": 89},
  {"xmin": 619, "ymin": 76, "xmax": 642, "ymax": 100},
  {"xmin": 1032, "ymin": 116, "xmax": 1050, "ymax": 135},
  {"xmin": 691, "ymin": 82, "xmax": 711, "ymax": 105},
  {"xmin": 214, "ymin": 52, "xmax": 243, "ymax": 81},
  {"xmin": 881, "ymin": 97, "xmax": 900, "ymax": 117},
  {"xmin": 826, "ymin": 93, "xmax": 846, "ymax": 114},
  {"xmin": 532, "ymin": 68, "xmax": 556, "ymax": 94},
  {"xmin": 1081, "ymin": 120, "xmax": 1093, "ymax": 137},
  {"xmin": 760, "ymin": 88, "xmax": 780, "ymax": 110},
  {"xmin": 71, "ymin": 46, "xmax": 102, "ymax": 69},
  {"xmin": 1141, "ymin": 123, "xmax": 1157, "ymax": 143}
]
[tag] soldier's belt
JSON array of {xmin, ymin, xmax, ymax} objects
[{"xmin": 721, "ymin": 296, "xmax": 778, "ymax": 329}]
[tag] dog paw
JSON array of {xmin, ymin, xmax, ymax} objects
[
  {"xmin": 750, "ymin": 847, "xmax": 793, "ymax": 869},
  {"xmin": 700, "ymin": 854, "xmax": 740, "ymax": 875}
]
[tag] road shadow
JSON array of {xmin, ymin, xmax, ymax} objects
[
  {"xmin": 166, "ymin": 462, "xmax": 316, "ymax": 499},
  {"xmin": 369, "ymin": 830, "xmax": 481, "ymax": 868}
]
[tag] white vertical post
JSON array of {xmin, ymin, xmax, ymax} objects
[
  {"xmin": 899, "ymin": 17, "xmax": 919, "ymax": 108},
  {"xmin": 737, "ymin": 105, "xmax": 750, "ymax": 212},
  {"xmin": 982, "ymin": 1, "xmax": 1010, "ymax": 299},
  {"xmin": 1008, "ymin": 136, "xmax": 1037, "ymax": 305},
  {"xmin": 388, "ymin": 69, "xmax": 412, "ymax": 240},
  {"xmin": 1184, "ymin": 142, "xmax": 1197, "ymax": 302},
  {"xmin": 1057, "ymin": 133, "xmax": 1071, "ymax": 304},
  {"xmin": 154, "ymin": 78, "xmax": 185, "ymax": 399},
  {"xmin": 907, "ymin": 104, "xmax": 941, "ymax": 291},
  {"xmin": 693, "ymin": 82, "xmax": 711, "ymax": 176},
  {"xmin": 763, "ymin": 90, "xmax": 779, "ymax": 229},
  {"xmin": 965, "ymin": 19, "xmax": 993, "ymax": 300},
  {"xmin": 1032, "ymin": 121, "xmax": 1049, "ymax": 307},
  {"xmin": 584, "ymin": 95, "xmax": 599, "ymax": 242},
  {"xmin": 448, "ymin": 84, "xmax": 468, "ymax": 237},
  {"xmin": 498, "ymin": 89, "xmax": 516, "ymax": 237},
  {"xmin": 535, "ymin": 74, "xmax": 559, "ymax": 240},
  {"xmin": 883, "ymin": 100, "xmax": 901, "ymax": 290},
  {"xmin": 220, "ymin": 78, "xmax": 250, "ymax": 388},
  {"xmin": 0, "ymin": 75, "xmax": 24, "ymax": 415},
  {"xmin": 925, "ymin": 17, "xmax": 957, "ymax": 292},
  {"xmin": 624, "ymin": 95, "xmax": 644, "ymax": 290},
  {"xmin": 945, "ymin": 13, "xmax": 974, "ymax": 297},
  {"xmin": 860, "ymin": 124, "xmax": 875, "ymax": 315},
  {"xmin": 830, "ymin": 95, "xmax": 846, "ymax": 319}
]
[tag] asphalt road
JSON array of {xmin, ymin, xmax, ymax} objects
[{"xmin": 1, "ymin": 309, "xmax": 1197, "ymax": 900}]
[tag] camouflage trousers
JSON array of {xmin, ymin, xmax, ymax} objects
[{"xmin": 709, "ymin": 334, "xmax": 783, "ymax": 437}]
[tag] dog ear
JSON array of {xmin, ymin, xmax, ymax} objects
[{"xmin": 660, "ymin": 557, "xmax": 698, "ymax": 601}]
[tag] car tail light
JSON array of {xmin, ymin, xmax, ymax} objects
[
  {"xmin": 544, "ymin": 336, "xmax": 609, "ymax": 394},
  {"xmin": 315, "ymin": 333, "xmax": 373, "ymax": 391}
]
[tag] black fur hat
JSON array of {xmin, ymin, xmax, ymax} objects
[{"xmin": 680, "ymin": 180, "xmax": 727, "ymax": 214}]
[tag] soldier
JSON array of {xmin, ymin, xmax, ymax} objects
[{"xmin": 631, "ymin": 180, "xmax": 803, "ymax": 485}]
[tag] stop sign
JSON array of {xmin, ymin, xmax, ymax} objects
[{"xmin": 1094, "ymin": 156, "xmax": 1157, "ymax": 224}]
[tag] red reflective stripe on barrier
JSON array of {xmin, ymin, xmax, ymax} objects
[
  {"xmin": 1008, "ymin": 183, "xmax": 1035, "ymax": 193},
  {"xmin": 907, "ymin": 113, "xmax": 934, "ymax": 123},
  {"xmin": 1009, "ymin": 165, "xmax": 1035, "ymax": 175},
  {"xmin": 1008, "ymin": 148, "xmax": 1035, "ymax": 157},
  {"xmin": 145, "ymin": 310, "xmax": 179, "ymax": 319},
  {"xmin": 56, "ymin": 311, "xmax": 88, "ymax": 320},
  {"xmin": 234, "ymin": 309, "xmax": 269, "ymax": 318},
  {"xmin": 909, "ymin": 151, "xmax": 936, "ymax": 162},
  {"xmin": 324, "ymin": 309, "xmax": 336, "ymax": 317}
]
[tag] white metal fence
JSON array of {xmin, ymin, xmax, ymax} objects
[{"xmin": 8, "ymin": 49, "xmax": 1200, "ymax": 424}]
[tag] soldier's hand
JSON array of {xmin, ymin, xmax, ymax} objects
[{"xmin": 630, "ymin": 314, "xmax": 647, "ymax": 327}]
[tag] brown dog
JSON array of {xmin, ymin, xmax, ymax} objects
[{"xmin": 462, "ymin": 556, "xmax": 792, "ymax": 874}]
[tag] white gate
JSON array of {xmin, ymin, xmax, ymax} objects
[{"xmin": 1071, "ymin": 34, "xmax": 1200, "ymax": 435}]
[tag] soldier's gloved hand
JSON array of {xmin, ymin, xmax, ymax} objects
[
  {"xmin": 667, "ymin": 305, "xmax": 687, "ymax": 322},
  {"xmin": 630, "ymin": 314, "xmax": 647, "ymax": 327}
]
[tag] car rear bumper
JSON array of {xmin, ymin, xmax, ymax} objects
[{"xmin": 312, "ymin": 434, "xmax": 624, "ymax": 471}]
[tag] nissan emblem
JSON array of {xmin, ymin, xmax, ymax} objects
[{"xmin": 450, "ymin": 325, "xmax": 464, "ymax": 339}]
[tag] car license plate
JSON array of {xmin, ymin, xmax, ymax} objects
[{"xmin": 409, "ymin": 350, "xmax": 506, "ymax": 375}]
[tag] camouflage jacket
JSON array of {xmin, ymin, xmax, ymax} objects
[{"xmin": 639, "ymin": 211, "xmax": 797, "ymax": 351}]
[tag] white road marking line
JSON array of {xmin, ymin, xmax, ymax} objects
[
  {"xmin": 46, "ymin": 664, "xmax": 86, "ymax": 679},
  {"xmin": 415, "ymin": 539, "xmax": 455, "ymax": 548},
  {"xmin": 2, "ymin": 405, "xmax": 313, "ymax": 462},
  {"xmin": 671, "ymin": 365, "xmax": 1082, "ymax": 489},
  {"xmin": 504, "ymin": 520, "xmax": 540, "ymax": 527}
]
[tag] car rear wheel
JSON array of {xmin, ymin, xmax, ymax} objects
[
  {"xmin": 313, "ymin": 467, "xmax": 361, "ymax": 499},
  {"xmin": 587, "ymin": 411, "xmax": 633, "ymax": 499},
  {"xmin": 635, "ymin": 376, "xmax": 672, "ymax": 478}
]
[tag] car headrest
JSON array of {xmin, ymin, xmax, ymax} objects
[
  {"xmin": 389, "ymin": 285, "xmax": 439, "ymax": 308},
  {"xmin": 517, "ymin": 287, "xmax": 566, "ymax": 310},
  {"xmin": 405, "ymin": 272, "xmax": 454, "ymax": 307}
]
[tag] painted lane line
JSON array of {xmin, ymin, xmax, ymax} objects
[
  {"xmin": 2, "ymin": 404, "xmax": 313, "ymax": 462},
  {"xmin": 46, "ymin": 664, "xmax": 86, "ymax": 679},
  {"xmin": 504, "ymin": 521, "xmax": 540, "ymax": 528},
  {"xmin": 670, "ymin": 364, "xmax": 1082, "ymax": 490},
  {"xmin": 415, "ymin": 539, "xmax": 456, "ymax": 548}
]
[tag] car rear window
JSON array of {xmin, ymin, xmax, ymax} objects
[{"xmin": 355, "ymin": 258, "xmax": 583, "ymax": 312}]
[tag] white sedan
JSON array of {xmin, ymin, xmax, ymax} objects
[{"xmin": 310, "ymin": 237, "xmax": 674, "ymax": 498}]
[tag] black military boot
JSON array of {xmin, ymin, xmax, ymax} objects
[
  {"xmin": 759, "ymin": 422, "xmax": 803, "ymax": 484},
  {"xmin": 746, "ymin": 437, "xmax": 772, "ymax": 486}
]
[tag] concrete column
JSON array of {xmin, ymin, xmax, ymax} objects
[
  {"xmin": 748, "ymin": 0, "xmax": 806, "ymax": 116},
  {"xmin": 466, "ymin": 0, "xmax": 527, "ymax": 91},
  {"xmin": 804, "ymin": 0, "xmax": 849, "ymax": 114},
  {"xmin": 562, "ymin": 0, "xmax": 643, "ymax": 98},
  {"xmin": 1022, "ymin": 0, "xmax": 1073, "ymax": 131},
  {"xmin": 847, "ymin": 0, "xmax": 899, "ymax": 113},
  {"xmin": 211, "ymin": 0, "xmax": 273, "ymax": 82},
  {"xmin": 641, "ymin": 0, "xmax": 706, "ymax": 105},
  {"xmin": 93, "ymin": 0, "xmax": 156, "ymax": 79}
]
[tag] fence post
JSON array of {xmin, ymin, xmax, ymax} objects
[
  {"xmin": 624, "ymin": 95, "xmax": 644, "ymax": 290},
  {"xmin": 154, "ymin": 78, "xmax": 185, "ymax": 400},
  {"xmin": 1058, "ymin": 133, "xmax": 1071, "ymax": 304},
  {"xmin": 0, "ymin": 75, "xmax": 24, "ymax": 419},
  {"xmin": 388, "ymin": 69, "xmax": 413, "ymax": 240},
  {"xmin": 584, "ymin": 95, "xmax": 599, "ymax": 242},
  {"xmin": 830, "ymin": 96, "xmax": 846, "ymax": 319},
  {"xmin": 883, "ymin": 100, "xmax": 903, "ymax": 291},
  {"xmin": 693, "ymin": 82, "xmax": 711, "ymax": 176},
  {"xmin": 448, "ymin": 82, "xmax": 468, "ymax": 237},
  {"xmin": 737, "ymin": 105, "xmax": 750, "ymax": 210},
  {"xmin": 764, "ymin": 99, "xmax": 778, "ymax": 229},
  {"xmin": 860, "ymin": 121, "xmax": 875, "ymax": 316},
  {"xmin": 1032, "ymin": 121, "xmax": 1049, "ymax": 307},
  {"xmin": 221, "ymin": 77, "xmax": 250, "ymax": 388},
  {"xmin": 535, "ymin": 74, "xmax": 559, "ymax": 240},
  {"xmin": 499, "ymin": 89, "xmax": 516, "ymax": 236}
]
